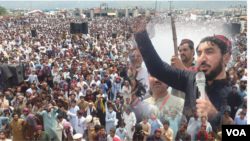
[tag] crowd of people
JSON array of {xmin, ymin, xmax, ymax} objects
[{"xmin": 0, "ymin": 13, "xmax": 247, "ymax": 141}]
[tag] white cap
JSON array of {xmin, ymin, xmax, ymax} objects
[{"xmin": 73, "ymin": 133, "xmax": 82, "ymax": 139}]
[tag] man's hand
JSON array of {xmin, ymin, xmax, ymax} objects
[
  {"xmin": 131, "ymin": 126, "xmax": 135, "ymax": 131},
  {"xmin": 171, "ymin": 55, "xmax": 187, "ymax": 70},
  {"xmin": 196, "ymin": 93, "xmax": 218, "ymax": 121},
  {"xmin": 2, "ymin": 125, "xmax": 5, "ymax": 129},
  {"xmin": 234, "ymin": 106, "xmax": 238, "ymax": 110}
]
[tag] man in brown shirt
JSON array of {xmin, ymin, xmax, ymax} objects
[
  {"xmin": 220, "ymin": 110, "xmax": 233, "ymax": 131},
  {"xmin": 14, "ymin": 96, "xmax": 27, "ymax": 117},
  {"xmin": 160, "ymin": 120, "xmax": 173, "ymax": 141},
  {"xmin": 78, "ymin": 95, "xmax": 88, "ymax": 111},
  {"xmin": 140, "ymin": 115, "xmax": 151, "ymax": 141},
  {"xmin": 175, "ymin": 122, "xmax": 191, "ymax": 141}
]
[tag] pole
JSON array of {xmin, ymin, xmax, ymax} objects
[
  {"xmin": 155, "ymin": 0, "xmax": 157, "ymax": 16},
  {"xmin": 169, "ymin": 1, "xmax": 171, "ymax": 13},
  {"xmin": 30, "ymin": 0, "xmax": 32, "ymax": 10}
]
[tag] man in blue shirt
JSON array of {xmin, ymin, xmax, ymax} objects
[
  {"xmin": 237, "ymin": 85, "xmax": 247, "ymax": 101},
  {"xmin": 146, "ymin": 128, "xmax": 164, "ymax": 141},
  {"xmin": 234, "ymin": 112, "xmax": 247, "ymax": 125}
]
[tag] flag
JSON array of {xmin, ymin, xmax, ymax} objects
[{"xmin": 190, "ymin": 13, "xmax": 196, "ymax": 20}]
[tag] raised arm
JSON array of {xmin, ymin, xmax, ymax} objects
[{"xmin": 133, "ymin": 19, "xmax": 195, "ymax": 92}]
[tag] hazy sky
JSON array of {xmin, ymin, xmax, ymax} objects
[{"xmin": 0, "ymin": 1, "xmax": 247, "ymax": 10}]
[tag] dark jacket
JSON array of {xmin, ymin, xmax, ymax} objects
[
  {"xmin": 134, "ymin": 30, "xmax": 226, "ymax": 132},
  {"xmin": 146, "ymin": 135, "xmax": 163, "ymax": 141}
]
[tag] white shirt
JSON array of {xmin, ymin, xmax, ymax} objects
[
  {"xmin": 67, "ymin": 112, "xmax": 87, "ymax": 134},
  {"xmin": 235, "ymin": 109, "xmax": 247, "ymax": 119},
  {"xmin": 122, "ymin": 112, "xmax": 136, "ymax": 126},
  {"xmin": 107, "ymin": 135, "xmax": 120, "ymax": 141}
]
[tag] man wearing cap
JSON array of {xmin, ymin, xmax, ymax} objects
[
  {"xmin": 84, "ymin": 102, "xmax": 97, "ymax": 117},
  {"xmin": 95, "ymin": 94, "xmax": 107, "ymax": 126},
  {"xmin": 171, "ymin": 39, "xmax": 198, "ymax": 99},
  {"xmin": 14, "ymin": 95, "xmax": 27, "ymax": 117},
  {"xmin": 146, "ymin": 128, "xmax": 163, "ymax": 141},
  {"xmin": 175, "ymin": 122, "xmax": 191, "ymax": 141},
  {"xmin": 73, "ymin": 133, "xmax": 83, "ymax": 141},
  {"xmin": 194, "ymin": 124, "xmax": 209, "ymax": 141},
  {"xmin": 32, "ymin": 125, "xmax": 51, "ymax": 140},
  {"xmin": 25, "ymin": 69, "xmax": 39, "ymax": 85},
  {"xmin": 133, "ymin": 20, "xmax": 233, "ymax": 132}
]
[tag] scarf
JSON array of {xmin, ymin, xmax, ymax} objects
[
  {"xmin": 27, "ymin": 114, "xmax": 38, "ymax": 129},
  {"xmin": 63, "ymin": 128, "xmax": 73, "ymax": 138},
  {"xmin": 87, "ymin": 106, "xmax": 93, "ymax": 116},
  {"xmin": 95, "ymin": 100, "xmax": 105, "ymax": 114},
  {"xmin": 197, "ymin": 131, "xmax": 208, "ymax": 140}
]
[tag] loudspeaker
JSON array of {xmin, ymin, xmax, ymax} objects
[
  {"xmin": 232, "ymin": 23, "xmax": 241, "ymax": 34},
  {"xmin": 31, "ymin": 30, "xmax": 37, "ymax": 37},
  {"xmin": 223, "ymin": 23, "xmax": 233, "ymax": 35},
  {"xmin": 82, "ymin": 22, "xmax": 88, "ymax": 34},
  {"xmin": 70, "ymin": 22, "xmax": 75, "ymax": 34},
  {"xmin": 0, "ymin": 64, "xmax": 24, "ymax": 88},
  {"xmin": 112, "ymin": 32, "xmax": 117, "ymax": 39},
  {"xmin": 70, "ymin": 22, "xmax": 88, "ymax": 34},
  {"xmin": 8, "ymin": 64, "xmax": 24, "ymax": 84}
]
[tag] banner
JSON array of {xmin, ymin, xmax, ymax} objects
[{"xmin": 94, "ymin": 9, "xmax": 100, "ymax": 13}]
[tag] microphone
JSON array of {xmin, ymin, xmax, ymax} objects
[{"xmin": 196, "ymin": 72, "xmax": 206, "ymax": 100}]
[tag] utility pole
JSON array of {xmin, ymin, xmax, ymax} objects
[
  {"xmin": 159, "ymin": 2, "xmax": 161, "ymax": 13},
  {"xmin": 169, "ymin": 1, "xmax": 173, "ymax": 14},
  {"xmin": 30, "ymin": 0, "xmax": 32, "ymax": 10},
  {"xmin": 155, "ymin": 0, "xmax": 157, "ymax": 16}
]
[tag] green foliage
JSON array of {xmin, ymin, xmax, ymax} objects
[{"xmin": 0, "ymin": 6, "xmax": 7, "ymax": 15}]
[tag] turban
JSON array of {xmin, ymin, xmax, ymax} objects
[
  {"xmin": 180, "ymin": 39, "xmax": 194, "ymax": 47},
  {"xmin": 23, "ymin": 108, "xmax": 30, "ymax": 114},
  {"xmin": 63, "ymin": 122, "xmax": 71, "ymax": 127},
  {"xmin": 213, "ymin": 35, "xmax": 231, "ymax": 54},
  {"xmin": 201, "ymin": 124, "xmax": 207, "ymax": 128},
  {"xmin": 36, "ymin": 125, "xmax": 43, "ymax": 130},
  {"xmin": 155, "ymin": 128, "xmax": 162, "ymax": 134}
]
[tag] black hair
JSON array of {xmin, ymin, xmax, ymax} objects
[
  {"xmin": 77, "ymin": 110, "xmax": 83, "ymax": 116},
  {"xmin": 110, "ymin": 128, "xmax": 116, "ymax": 134},
  {"xmin": 12, "ymin": 112, "xmax": 18, "ymax": 118},
  {"xmin": 224, "ymin": 110, "xmax": 231, "ymax": 115},
  {"xmin": 178, "ymin": 42, "xmax": 195, "ymax": 56},
  {"xmin": 243, "ymin": 104, "xmax": 247, "ymax": 109},
  {"xmin": 36, "ymin": 98, "xmax": 42, "ymax": 102},
  {"xmin": 180, "ymin": 123, "xmax": 187, "ymax": 129},
  {"xmin": 196, "ymin": 36, "xmax": 229, "ymax": 55},
  {"xmin": 71, "ymin": 99, "xmax": 76, "ymax": 103},
  {"xmin": 100, "ymin": 125, "xmax": 105, "ymax": 130},
  {"xmin": 57, "ymin": 114, "xmax": 63, "ymax": 119},
  {"xmin": 142, "ymin": 115, "xmax": 148, "ymax": 120},
  {"xmin": 240, "ymin": 85, "xmax": 246, "ymax": 90},
  {"xmin": 134, "ymin": 79, "xmax": 146, "ymax": 97},
  {"xmin": 95, "ymin": 125, "xmax": 101, "ymax": 131},
  {"xmin": 119, "ymin": 122, "xmax": 125, "ymax": 127},
  {"xmin": 163, "ymin": 120, "xmax": 170, "ymax": 126}
]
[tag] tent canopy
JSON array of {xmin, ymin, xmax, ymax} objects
[{"xmin": 108, "ymin": 13, "xmax": 116, "ymax": 15}]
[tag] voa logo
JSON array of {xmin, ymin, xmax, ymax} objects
[{"xmin": 226, "ymin": 129, "xmax": 246, "ymax": 136}]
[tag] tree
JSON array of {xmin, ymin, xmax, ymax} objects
[{"xmin": 0, "ymin": 6, "xmax": 7, "ymax": 15}]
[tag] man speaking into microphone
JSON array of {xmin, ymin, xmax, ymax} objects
[{"xmin": 130, "ymin": 16, "xmax": 231, "ymax": 132}]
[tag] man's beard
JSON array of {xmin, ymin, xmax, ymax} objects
[
  {"xmin": 181, "ymin": 55, "xmax": 192, "ymax": 63},
  {"xmin": 199, "ymin": 57, "xmax": 223, "ymax": 81},
  {"xmin": 155, "ymin": 136, "xmax": 160, "ymax": 140}
]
